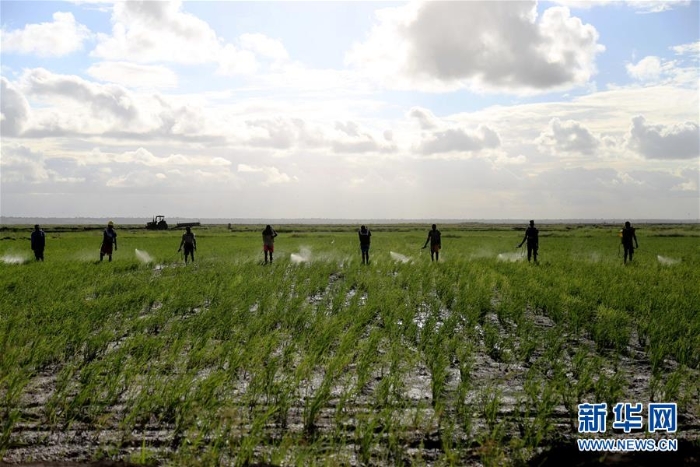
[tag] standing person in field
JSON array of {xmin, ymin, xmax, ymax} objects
[
  {"xmin": 620, "ymin": 221, "xmax": 638, "ymax": 264},
  {"xmin": 30, "ymin": 224, "xmax": 45, "ymax": 261},
  {"xmin": 422, "ymin": 224, "xmax": 441, "ymax": 261},
  {"xmin": 100, "ymin": 221, "xmax": 118, "ymax": 262},
  {"xmin": 358, "ymin": 225, "xmax": 371, "ymax": 264},
  {"xmin": 262, "ymin": 225, "xmax": 278, "ymax": 264},
  {"xmin": 178, "ymin": 226, "xmax": 197, "ymax": 264},
  {"xmin": 517, "ymin": 220, "xmax": 539, "ymax": 263}
]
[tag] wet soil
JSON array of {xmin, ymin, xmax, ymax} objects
[{"xmin": 3, "ymin": 275, "xmax": 699, "ymax": 466}]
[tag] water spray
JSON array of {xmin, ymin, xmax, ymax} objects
[
  {"xmin": 291, "ymin": 247, "xmax": 312, "ymax": 264},
  {"xmin": 497, "ymin": 251, "xmax": 524, "ymax": 262},
  {"xmin": 390, "ymin": 251, "xmax": 411, "ymax": 263},
  {"xmin": 1, "ymin": 254, "xmax": 27, "ymax": 265},
  {"xmin": 657, "ymin": 255, "xmax": 680, "ymax": 266},
  {"xmin": 135, "ymin": 249, "xmax": 154, "ymax": 264}
]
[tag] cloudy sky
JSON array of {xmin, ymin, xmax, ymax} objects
[{"xmin": 1, "ymin": 0, "xmax": 698, "ymax": 220}]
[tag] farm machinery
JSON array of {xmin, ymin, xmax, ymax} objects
[
  {"xmin": 146, "ymin": 215, "xmax": 168, "ymax": 230},
  {"xmin": 146, "ymin": 215, "xmax": 201, "ymax": 230}
]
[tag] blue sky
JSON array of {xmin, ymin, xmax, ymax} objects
[{"xmin": 1, "ymin": 1, "xmax": 698, "ymax": 220}]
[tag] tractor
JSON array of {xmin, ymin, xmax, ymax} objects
[{"xmin": 146, "ymin": 215, "xmax": 168, "ymax": 230}]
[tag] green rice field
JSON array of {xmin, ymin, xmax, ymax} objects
[{"xmin": 1, "ymin": 223, "xmax": 699, "ymax": 466}]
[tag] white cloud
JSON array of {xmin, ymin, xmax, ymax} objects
[
  {"xmin": 0, "ymin": 144, "xmax": 238, "ymax": 193},
  {"xmin": 239, "ymin": 33, "xmax": 289, "ymax": 61},
  {"xmin": 237, "ymin": 164, "xmax": 297, "ymax": 185},
  {"xmin": 66, "ymin": 0, "xmax": 113, "ymax": 6},
  {"xmin": 242, "ymin": 117, "xmax": 394, "ymax": 154},
  {"xmin": 216, "ymin": 45, "xmax": 259, "ymax": 76},
  {"xmin": 245, "ymin": 118, "xmax": 309, "ymax": 149},
  {"xmin": 626, "ymin": 56, "xmax": 663, "ymax": 81},
  {"xmin": 0, "ymin": 143, "xmax": 87, "ymax": 185},
  {"xmin": 624, "ymin": 49, "xmax": 698, "ymax": 86},
  {"xmin": 0, "ymin": 12, "xmax": 91, "ymax": 57},
  {"xmin": 335, "ymin": 121, "xmax": 360, "ymax": 137},
  {"xmin": 628, "ymin": 116, "xmax": 699, "ymax": 160},
  {"xmin": 1, "ymin": 77, "xmax": 30, "ymax": 136},
  {"xmin": 111, "ymin": 148, "xmax": 232, "ymax": 167},
  {"xmin": 480, "ymin": 84, "xmax": 697, "ymax": 138},
  {"xmin": 331, "ymin": 120, "xmax": 397, "ymax": 154},
  {"xmin": 105, "ymin": 166, "xmax": 240, "ymax": 189},
  {"xmin": 408, "ymin": 107, "xmax": 437, "ymax": 130},
  {"xmin": 625, "ymin": 0, "xmax": 691, "ymax": 13},
  {"xmin": 671, "ymin": 41, "xmax": 700, "ymax": 56},
  {"xmin": 0, "ymin": 144, "xmax": 49, "ymax": 183},
  {"xmin": 211, "ymin": 157, "xmax": 232, "ymax": 166},
  {"xmin": 332, "ymin": 139, "xmax": 393, "ymax": 154},
  {"xmin": 6, "ymin": 69, "xmax": 381, "ymax": 150},
  {"xmin": 91, "ymin": 1, "xmax": 220, "ymax": 64},
  {"xmin": 9, "ymin": 69, "xmax": 226, "ymax": 141},
  {"xmin": 417, "ymin": 125, "xmax": 501, "ymax": 156},
  {"xmin": 548, "ymin": 1, "xmax": 616, "ymax": 9},
  {"xmin": 90, "ymin": 0, "xmax": 289, "ymax": 78},
  {"xmin": 551, "ymin": 1, "xmax": 691, "ymax": 13},
  {"xmin": 536, "ymin": 118, "xmax": 600, "ymax": 155},
  {"xmin": 76, "ymin": 148, "xmax": 233, "ymax": 168},
  {"xmin": 19, "ymin": 68, "xmax": 138, "ymax": 126},
  {"xmin": 671, "ymin": 168, "xmax": 698, "ymax": 192},
  {"xmin": 604, "ymin": 171, "xmax": 644, "ymax": 187},
  {"xmin": 106, "ymin": 170, "xmax": 159, "ymax": 188},
  {"xmin": 87, "ymin": 61, "xmax": 179, "ymax": 89},
  {"xmin": 238, "ymin": 164, "xmax": 260, "ymax": 172},
  {"xmin": 346, "ymin": 2, "xmax": 604, "ymax": 94}
]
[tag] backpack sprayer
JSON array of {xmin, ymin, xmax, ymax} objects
[{"xmin": 618, "ymin": 229, "xmax": 623, "ymax": 257}]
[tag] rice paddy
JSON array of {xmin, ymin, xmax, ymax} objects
[{"xmin": 1, "ymin": 223, "xmax": 699, "ymax": 466}]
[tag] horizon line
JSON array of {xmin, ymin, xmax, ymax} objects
[{"xmin": 2, "ymin": 216, "xmax": 699, "ymax": 225}]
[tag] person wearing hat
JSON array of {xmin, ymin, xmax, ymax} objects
[
  {"xmin": 178, "ymin": 226, "xmax": 197, "ymax": 264},
  {"xmin": 100, "ymin": 221, "xmax": 118, "ymax": 262},
  {"xmin": 517, "ymin": 220, "xmax": 539, "ymax": 263},
  {"xmin": 262, "ymin": 225, "xmax": 278, "ymax": 264},
  {"xmin": 31, "ymin": 224, "xmax": 46, "ymax": 261}
]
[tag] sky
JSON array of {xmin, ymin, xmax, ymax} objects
[{"xmin": 1, "ymin": 0, "xmax": 698, "ymax": 220}]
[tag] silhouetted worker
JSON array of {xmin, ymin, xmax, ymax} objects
[
  {"xmin": 621, "ymin": 221, "xmax": 638, "ymax": 264},
  {"xmin": 178, "ymin": 226, "xmax": 197, "ymax": 264},
  {"xmin": 100, "ymin": 221, "xmax": 117, "ymax": 262},
  {"xmin": 31, "ymin": 224, "xmax": 45, "ymax": 261},
  {"xmin": 262, "ymin": 225, "xmax": 278, "ymax": 264},
  {"xmin": 422, "ymin": 224, "xmax": 441, "ymax": 261},
  {"xmin": 358, "ymin": 225, "xmax": 371, "ymax": 264},
  {"xmin": 517, "ymin": 220, "xmax": 539, "ymax": 263}
]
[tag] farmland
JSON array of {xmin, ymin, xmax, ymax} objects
[{"xmin": 1, "ymin": 223, "xmax": 699, "ymax": 466}]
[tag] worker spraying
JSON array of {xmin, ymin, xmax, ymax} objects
[
  {"xmin": 620, "ymin": 221, "xmax": 639, "ymax": 264},
  {"xmin": 100, "ymin": 221, "xmax": 118, "ymax": 262},
  {"xmin": 262, "ymin": 225, "xmax": 278, "ymax": 264},
  {"xmin": 422, "ymin": 224, "xmax": 442, "ymax": 262},
  {"xmin": 517, "ymin": 220, "xmax": 539, "ymax": 263}
]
